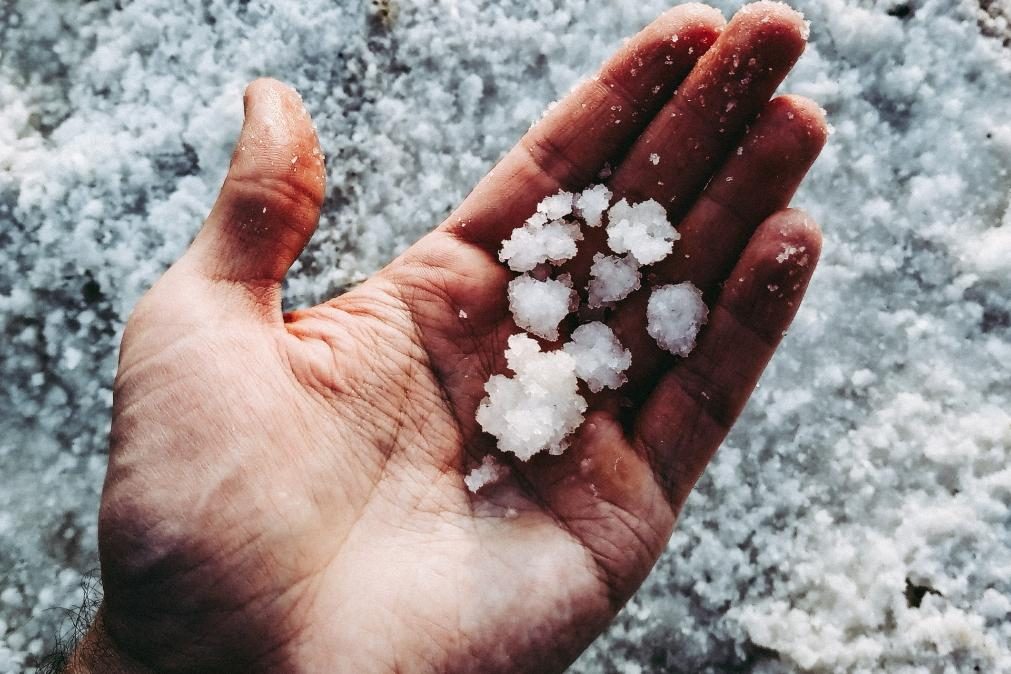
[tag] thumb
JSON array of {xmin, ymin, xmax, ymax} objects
[{"xmin": 186, "ymin": 78, "xmax": 326, "ymax": 290}]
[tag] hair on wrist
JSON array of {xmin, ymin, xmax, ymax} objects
[{"xmin": 37, "ymin": 569, "xmax": 102, "ymax": 674}]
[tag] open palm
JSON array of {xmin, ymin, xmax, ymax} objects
[{"xmin": 81, "ymin": 4, "xmax": 827, "ymax": 673}]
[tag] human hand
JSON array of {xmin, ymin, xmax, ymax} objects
[{"xmin": 70, "ymin": 3, "xmax": 826, "ymax": 672}]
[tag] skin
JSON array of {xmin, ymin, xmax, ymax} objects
[{"xmin": 68, "ymin": 3, "xmax": 827, "ymax": 672}]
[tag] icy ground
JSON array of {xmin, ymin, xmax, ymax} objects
[{"xmin": 1, "ymin": 0, "xmax": 1010, "ymax": 671}]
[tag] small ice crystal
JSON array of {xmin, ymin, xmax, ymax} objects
[
  {"xmin": 508, "ymin": 273, "xmax": 576, "ymax": 341},
  {"xmin": 464, "ymin": 455, "xmax": 508, "ymax": 493},
  {"xmin": 587, "ymin": 253, "xmax": 641, "ymax": 307},
  {"xmin": 646, "ymin": 282, "xmax": 709, "ymax": 357},
  {"xmin": 499, "ymin": 218, "xmax": 583, "ymax": 271},
  {"xmin": 563, "ymin": 322, "xmax": 632, "ymax": 392},
  {"xmin": 476, "ymin": 334, "xmax": 587, "ymax": 460},
  {"xmin": 574, "ymin": 184, "xmax": 612, "ymax": 227},
  {"xmin": 776, "ymin": 244, "xmax": 803, "ymax": 263},
  {"xmin": 606, "ymin": 198, "xmax": 680, "ymax": 265}
]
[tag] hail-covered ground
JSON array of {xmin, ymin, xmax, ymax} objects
[{"xmin": 1, "ymin": 0, "xmax": 1009, "ymax": 671}]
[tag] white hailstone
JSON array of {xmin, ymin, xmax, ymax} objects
[
  {"xmin": 606, "ymin": 198, "xmax": 680, "ymax": 265},
  {"xmin": 536, "ymin": 190, "xmax": 575, "ymax": 220},
  {"xmin": 646, "ymin": 282, "xmax": 709, "ymax": 357},
  {"xmin": 574, "ymin": 184, "xmax": 613, "ymax": 227},
  {"xmin": 507, "ymin": 273, "xmax": 576, "ymax": 341},
  {"xmin": 499, "ymin": 218, "xmax": 583, "ymax": 271},
  {"xmin": 464, "ymin": 455, "xmax": 509, "ymax": 493},
  {"xmin": 587, "ymin": 253, "xmax": 641, "ymax": 307},
  {"xmin": 562, "ymin": 322, "xmax": 632, "ymax": 393},
  {"xmin": 476, "ymin": 334, "xmax": 587, "ymax": 460}
]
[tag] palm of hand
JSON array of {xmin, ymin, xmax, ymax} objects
[{"xmin": 94, "ymin": 4, "xmax": 825, "ymax": 673}]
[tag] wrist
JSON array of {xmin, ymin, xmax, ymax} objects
[{"xmin": 64, "ymin": 605, "xmax": 152, "ymax": 674}]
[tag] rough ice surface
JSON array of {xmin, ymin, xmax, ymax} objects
[
  {"xmin": 536, "ymin": 189, "xmax": 575, "ymax": 220},
  {"xmin": 507, "ymin": 273, "xmax": 576, "ymax": 341},
  {"xmin": 647, "ymin": 282, "xmax": 710, "ymax": 357},
  {"xmin": 476, "ymin": 334, "xmax": 587, "ymax": 461},
  {"xmin": 606, "ymin": 197, "xmax": 681, "ymax": 264},
  {"xmin": 964, "ymin": 223, "xmax": 1011, "ymax": 275},
  {"xmin": 2, "ymin": 0, "xmax": 1011, "ymax": 671},
  {"xmin": 499, "ymin": 217, "xmax": 583, "ymax": 271},
  {"xmin": 587, "ymin": 253, "xmax": 642, "ymax": 308},
  {"xmin": 563, "ymin": 322, "xmax": 632, "ymax": 393},
  {"xmin": 574, "ymin": 183, "xmax": 612, "ymax": 227},
  {"xmin": 464, "ymin": 455, "xmax": 508, "ymax": 493}
]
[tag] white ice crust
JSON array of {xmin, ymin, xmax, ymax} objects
[{"xmin": 9, "ymin": 4, "xmax": 1011, "ymax": 670}]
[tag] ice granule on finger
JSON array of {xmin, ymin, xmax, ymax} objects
[
  {"xmin": 476, "ymin": 334, "xmax": 587, "ymax": 460},
  {"xmin": 536, "ymin": 190, "xmax": 575, "ymax": 220},
  {"xmin": 587, "ymin": 253, "xmax": 641, "ymax": 307},
  {"xmin": 508, "ymin": 273, "xmax": 576, "ymax": 341},
  {"xmin": 562, "ymin": 322, "xmax": 632, "ymax": 392},
  {"xmin": 499, "ymin": 218, "xmax": 583, "ymax": 271},
  {"xmin": 574, "ymin": 184, "xmax": 612, "ymax": 227},
  {"xmin": 647, "ymin": 282, "xmax": 709, "ymax": 357},
  {"xmin": 464, "ymin": 455, "xmax": 509, "ymax": 493},
  {"xmin": 606, "ymin": 198, "xmax": 680, "ymax": 265}
]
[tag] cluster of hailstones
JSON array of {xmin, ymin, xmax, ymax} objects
[{"xmin": 465, "ymin": 185, "xmax": 709, "ymax": 492}]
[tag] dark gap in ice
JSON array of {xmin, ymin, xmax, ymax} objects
[
  {"xmin": 865, "ymin": 90, "xmax": 914, "ymax": 134},
  {"xmin": 964, "ymin": 284, "xmax": 1011, "ymax": 334},
  {"xmin": 81, "ymin": 277, "xmax": 103, "ymax": 305},
  {"xmin": 978, "ymin": 0, "xmax": 1011, "ymax": 46},
  {"xmin": 44, "ymin": 511, "xmax": 86, "ymax": 570},
  {"xmin": 904, "ymin": 578, "xmax": 942, "ymax": 608},
  {"xmin": 368, "ymin": 0, "xmax": 397, "ymax": 33},
  {"xmin": 152, "ymin": 142, "xmax": 201, "ymax": 179},
  {"xmin": 739, "ymin": 640, "xmax": 782, "ymax": 669},
  {"xmin": 980, "ymin": 306, "xmax": 1010, "ymax": 333},
  {"xmin": 649, "ymin": 647, "xmax": 668, "ymax": 669},
  {"xmin": 886, "ymin": 3, "xmax": 914, "ymax": 19}
]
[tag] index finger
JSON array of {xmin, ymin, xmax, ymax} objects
[{"xmin": 445, "ymin": 3, "xmax": 726, "ymax": 250}]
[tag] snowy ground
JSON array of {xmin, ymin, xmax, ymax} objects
[{"xmin": 2, "ymin": 0, "xmax": 1010, "ymax": 671}]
